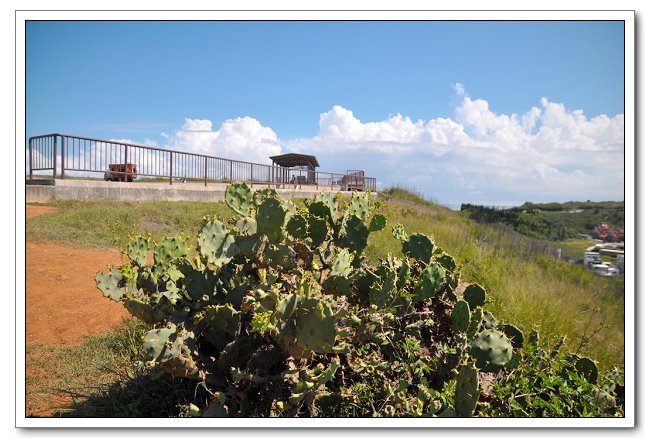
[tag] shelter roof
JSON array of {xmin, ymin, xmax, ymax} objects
[{"xmin": 270, "ymin": 153, "xmax": 320, "ymax": 168}]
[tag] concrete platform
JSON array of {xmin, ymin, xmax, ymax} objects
[{"xmin": 25, "ymin": 179, "xmax": 373, "ymax": 203}]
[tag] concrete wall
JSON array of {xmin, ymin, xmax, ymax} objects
[{"xmin": 26, "ymin": 179, "xmax": 374, "ymax": 203}]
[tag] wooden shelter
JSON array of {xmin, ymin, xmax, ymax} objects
[{"xmin": 270, "ymin": 153, "xmax": 320, "ymax": 184}]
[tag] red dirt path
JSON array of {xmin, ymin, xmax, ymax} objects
[
  {"xmin": 26, "ymin": 240, "xmax": 130, "ymax": 345},
  {"xmin": 26, "ymin": 205, "xmax": 131, "ymax": 416}
]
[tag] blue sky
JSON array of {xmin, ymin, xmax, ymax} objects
[{"xmin": 26, "ymin": 20, "xmax": 625, "ymax": 207}]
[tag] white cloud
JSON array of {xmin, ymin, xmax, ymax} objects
[
  {"xmin": 281, "ymin": 86, "xmax": 623, "ymax": 205},
  {"xmin": 165, "ymin": 117, "xmax": 282, "ymax": 164}
]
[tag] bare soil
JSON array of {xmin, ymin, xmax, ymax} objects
[
  {"xmin": 25, "ymin": 204, "xmax": 58, "ymax": 220},
  {"xmin": 25, "ymin": 240, "xmax": 130, "ymax": 344},
  {"xmin": 25, "ymin": 205, "xmax": 131, "ymax": 416}
]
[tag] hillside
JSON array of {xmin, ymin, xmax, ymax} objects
[{"xmin": 459, "ymin": 200, "xmax": 624, "ymax": 241}]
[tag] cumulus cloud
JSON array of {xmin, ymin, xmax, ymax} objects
[
  {"xmin": 164, "ymin": 117, "xmax": 282, "ymax": 164},
  {"xmin": 281, "ymin": 86, "xmax": 623, "ymax": 205}
]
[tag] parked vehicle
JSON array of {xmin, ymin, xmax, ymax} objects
[{"xmin": 104, "ymin": 164, "xmax": 137, "ymax": 182}]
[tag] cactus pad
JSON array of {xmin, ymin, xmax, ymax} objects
[
  {"xmin": 436, "ymin": 252, "xmax": 456, "ymax": 272},
  {"xmin": 307, "ymin": 215, "xmax": 328, "ymax": 247},
  {"xmin": 96, "ymin": 267, "xmax": 126, "ymax": 301},
  {"xmin": 287, "ymin": 214, "xmax": 308, "ymax": 240},
  {"xmin": 463, "ymin": 284, "xmax": 486, "ymax": 310},
  {"xmin": 402, "ymin": 233, "xmax": 434, "ymax": 264},
  {"xmin": 369, "ymin": 214, "xmax": 387, "ymax": 232},
  {"xmin": 127, "ymin": 235, "xmax": 151, "ymax": 267},
  {"xmin": 455, "ymin": 363, "xmax": 480, "ymax": 417},
  {"xmin": 414, "ymin": 263, "xmax": 446, "ymax": 302},
  {"xmin": 337, "ymin": 214, "xmax": 370, "ymax": 255},
  {"xmin": 347, "ymin": 192, "xmax": 371, "ymax": 220},
  {"xmin": 469, "ymin": 329, "xmax": 513, "ymax": 372},
  {"xmin": 295, "ymin": 297, "xmax": 337, "ymax": 354},
  {"xmin": 142, "ymin": 326, "xmax": 182, "ymax": 363},
  {"xmin": 198, "ymin": 220, "xmax": 239, "ymax": 267},
  {"xmin": 200, "ymin": 305, "xmax": 241, "ymax": 351},
  {"xmin": 451, "ymin": 299, "xmax": 471, "ymax": 333},
  {"xmin": 503, "ymin": 323, "xmax": 524, "ymax": 349},
  {"xmin": 576, "ymin": 357, "xmax": 599, "ymax": 384},
  {"xmin": 481, "ymin": 310, "xmax": 499, "ymax": 329},
  {"xmin": 256, "ymin": 196, "xmax": 287, "ymax": 242},
  {"xmin": 225, "ymin": 181, "xmax": 253, "ymax": 216}
]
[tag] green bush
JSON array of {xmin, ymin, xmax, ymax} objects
[{"xmin": 95, "ymin": 183, "xmax": 623, "ymax": 417}]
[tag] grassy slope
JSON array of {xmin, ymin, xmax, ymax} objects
[
  {"xmin": 26, "ymin": 195, "xmax": 624, "ymax": 371},
  {"xmin": 459, "ymin": 200, "xmax": 624, "ymax": 241},
  {"xmin": 370, "ymin": 196, "xmax": 624, "ymax": 370}
]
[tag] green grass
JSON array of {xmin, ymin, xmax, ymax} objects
[
  {"xmin": 557, "ymin": 238, "xmax": 599, "ymax": 261},
  {"xmin": 26, "ymin": 199, "xmax": 237, "ymax": 248},
  {"xmin": 382, "ymin": 185, "xmax": 441, "ymax": 208}
]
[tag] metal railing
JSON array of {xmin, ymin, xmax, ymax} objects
[{"xmin": 27, "ymin": 133, "xmax": 376, "ymax": 191}]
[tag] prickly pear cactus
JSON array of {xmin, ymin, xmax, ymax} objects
[
  {"xmin": 451, "ymin": 299, "xmax": 471, "ymax": 333},
  {"xmin": 469, "ymin": 329, "xmax": 513, "ymax": 372},
  {"xmin": 463, "ymin": 283, "xmax": 486, "ymax": 310},
  {"xmin": 436, "ymin": 252, "xmax": 456, "ymax": 272},
  {"xmin": 402, "ymin": 233, "xmax": 434, "ymax": 264},
  {"xmin": 142, "ymin": 325, "xmax": 181, "ymax": 363},
  {"xmin": 455, "ymin": 362, "xmax": 480, "ymax": 417},
  {"xmin": 310, "ymin": 192, "xmax": 338, "ymax": 224},
  {"xmin": 481, "ymin": 310, "xmax": 499, "ymax": 329},
  {"xmin": 369, "ymin": 214, "xmax": 387, "ymax": 232},
  {"xmin": 225, "ymin": 181, "xmax": 254, "ymax": 216},
  {"xmin": 126, "ymin": 235, "xmax": 151, "ymax": 267},
  {"xmin": 503, "ymin": 323, "xmax": 525, "ymax": 349},
  {"xmin": 414, "ymin": 263, "xmax": 446, "ymax": 302},
  {"xmin": 307, "ymin": 215, "xmax": 328, "ymax": 247},
  {"xmin": 576, "ymin": 357, "xmax": 599, "ymax": 384},
  {"xmin": 336, "ymin": 214, "xmax": 370, "ymax": 255},
  {"xmin": 286, "ymin": 214, "xmax": 308, "ymax": 240},
  {"xmin": 95, "ymin": 267, "xmax": 126, "ymax": 301},
  {"xmin": 94, "ymin": 185, "xmax": 620, "ymax": 418},
  {"xmin": 198, "ymin": 220, "xmax": 239, "ymax": 267},
  {"xmin": 295, "ymin": 297, "xmax": 337, "ymax": 354},
  {"xmin": 256, "ymin": 196, "xmax": 287, "ymax": 242}
]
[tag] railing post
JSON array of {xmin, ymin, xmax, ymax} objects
[
  {"xmin": 169, "ymin": 152, "xmax": 173, "ymax": 185},
  {"xmin": 268, "ymin": 165, "xmax": 271, "ymax": 187},
  {"xmin": 204, "ymin": 156, "xmax": 208, "ymax": 187},
  {"xmin": 123, "ymin": 144, "xmax": 128, "ymax": 182},
  {"xmin": 230, "ymin": 160, "xmax": 233, "ymax": 182},
  {"xmin": 28, "ymin": 138, "xmax": 33, "ymax": 179},
  {"xmin": 53, "ymin": 136, "xmax": 58, "ymax": 179},
  {"xmin": 60, "ymin": 137, "xmax": 65, "ymax": 179},
  {"xmin": 250, "ymin": 164, "xmax": 254, "ymax": 188}
]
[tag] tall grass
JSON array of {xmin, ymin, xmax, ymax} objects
[{"xmin": 369, "ymin": 189, "xmax": 624, "ymax": 371}]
